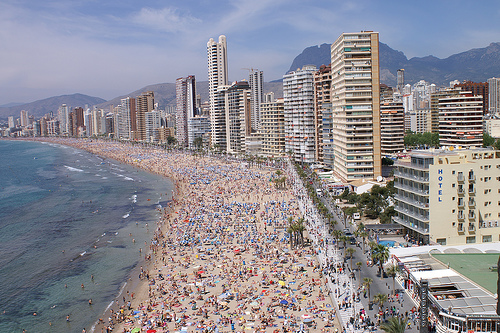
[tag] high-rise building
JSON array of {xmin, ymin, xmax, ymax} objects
[
  {"xmin": 211, "ymin": 85, "xmax": 230, "ymax": 150},
  {"xmin": 397, "ymin": 69, "xmax": 405, "ymax": 94},
  {"xmin": 439, "ymin": 92, "xmax": 483, "ymax": 148},
  {"xmin": 260, "ymin": 93, "xmax": 285, "ymax": 157},
  {"xmin": 454, "ymin": 81, "xmax": 489, "ymax": 115},
  {"xmin": 57, "ymin": 104, "xmax": 69, "ymax": 134},
  {"xmin": 429, "ymin": 88, "xmax": 462, "ymax": 133},
  {"xmin": 8, "ymin": 116, "xmax": 14, "ymax": 129},
  {"xmin": 225, "ymin": 81, "xmax": 251, "ymax": 154},
  {"xmin": 393, "ymin": 148, "xmax": 500, "ymax": 246},
  {"xmin": 136, "ymin": 91, "xmax": 154, "ymax": 141},
  {"xmin": 116, "ymin": 97, "xmax": 135, "ymax": 139},
  {"xmin": 283, "ymin": 65, "xmax": 317, "ymax": 163},
  {"xmin": 20, "ymin": 110, "xmax": 29, "ymax": 128},
  {"xmin": 176, "ymin": 76, "xmax": 197, "ymax": 147},
  {"xmin": 188, "ymin": 116, "xmax": 210, "ymax": 148},
  {"xmin": 330, "ymin": 31, "xmax": 381, "ymax": 181},
  {"xmin": 314, "ymin": 64, "xmax": 332, "ymax": 163},
  {"xmin": 207, "ymin": 35, "xmax": 228, "ymax": 146},
  {"xmin": 73, "ymin": 107, "xmax": 85, "ymax": 137},
  {"xmin": 487, "ymin": 77, "xmax": 500, "ymax": 115},
  {"xmin": 145, "ymin": 110, "xmax": 161, "ymax": 142},
  {"xmin": 380, "ymin": 101, "xmax": 405, "ymax": 154},
  {"xmin": 248, "ymin": 69, "xmax": 264, "ymax": 132}
]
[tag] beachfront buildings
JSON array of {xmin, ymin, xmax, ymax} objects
[
  {"xmin": 380, "ymin": 100, "xmax": 405, "ymax": 154},
  {"xmin": 283, "ymin": 65, "xmax": 317, "ymax": 164},
  {"xmin": 188, "ymin": 116, "xmax": 210, "ymax": 148},
  {"xmin": 249, "ymin": 69, "xmax": 264, "ymax": 132},
  {"xmin": 314, "ymin": 64, "xmax": 332, "ymax": 164},
  {"xmin": 176, "ymin": 76, "xmax": 197, "ymax": 147},
  {"xmin": 488, "ymin": 77, "xmax": 500, "ymax": 115},
  {"xmin": 260, "ymin": 93, "xmax": 285, "ymax": 157},
  {"xmin": 392, "ymin": 148, "xmax": 500, "ymax": 246},
  {"xmin": 136, "ymin": 91, "xmax": 155, "ymax": 141},
  {"xmin": 438, "ymin": 92, "xmax": 483, "ymax": 148},
  {"xmin": 225, "ymin": 81, "xmax": 251, "ymax": 154},
  {"xmin": 207, "ymin": 35, "xmax": 228, "ymax": 148},
  {"xmin": 330, "ymin": 31, "xmax": 382, "ymax": 181}
]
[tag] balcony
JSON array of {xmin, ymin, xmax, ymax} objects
[
  {"xmin": 392, "ymin": 216, "xmax": 429, "ymax": 235},
  {"xmin": 394, "ymin": 194, "xmax": 429, "ymax": 209},
  {"xmin": 393, "ymin": 171, "xmax": 430, "ymax": 183},
  {"xmin": 457, "ymin": 174, "xmax": 465, "ymax": 182},
  {"xmin": 394, "ymin": 183, "xmax": 430, "ymax": 196},
  {"xmin": 457, "ymin": 200, "xmax": 464, "ymax": 208},
  {"xmin": 468, "ymin": 187, "xmax": 476, "ymax": 195},
  {"xmin": 457, "ymin": 187, "xmax": 465, "ymax": 195},
  {"xmin": 468, "ymin": 199, "xmax": 475, "ymax": 208},
  {"xmin": 468, "ymin": 174, "xmax": 476, "ymax": 182},
  {"xmin": 468, "ymin": 223, "xmax": 476, "ymax": 232},
  {"xmin": 457, "ymin": 211, "xmax": 465, "ymax": 220},
  {"xmin": 457, "ymin": 223, "xmax": 465, "ymax": 233},
  {"xmin": 468, "ymin": 211, "xmax": 476, "ymax": 220},
  {"xmin": 394, "ymin": 205, "xmax": 430, "ymax": 223}
]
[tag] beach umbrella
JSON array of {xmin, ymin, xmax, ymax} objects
[
  {"xmin": 278, "ymin": 280, "xmax": 285, "ymax": 286},
  {"xmin": 280, "ymin": 299, "xmax": 288, "ymax": 305},
  {"xmin": 301, "ymin": 314, "xmax": 312, "ymax": 319},
  {"xmin": 147, "ymin": 330, "xmax": 157, "ymax": 333},
  {"xmin": 131, "ymin": 329, "xmax": 141, "ymax": 333}
]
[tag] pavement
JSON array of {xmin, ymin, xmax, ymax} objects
[{"xmin": 287, "ymin": 162, "xmax": 422, "ymax": 333}]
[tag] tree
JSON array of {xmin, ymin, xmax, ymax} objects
[
  {"xmin": 380, "ymin": 316, "xmax": 408, "ymax": 333},
  {"xmin": 332, "ymin": 230, "xmax": 343, "ymax": 250},
  {"xmin": 483, "ymin": 132, "xmax": 496, "ymax": 147},
  {"xmin": 386, "ymin": 265, "xmax": 399, "ymax": 295},
  {"xmin": 193, "ymin": 136, "xmax": 203, "ymax": 149},
  {"xmin": 166, "ymin": 136, "xmax": 177, "ymax": 145},
  {"xmin": 357, "ymin": 230, "xmax": 369, "ymax": 252},
  {"xmin": 346, "ymin": 247, "xmax": 356, "ymax": 269},
  {"xmin": 356, "ymin": 261, "xmax": 363, "ymax": 285},
  {"xmin": 373, "ymin": 293, "xmax": 388, "ymax": 311},
  {"xmin": 363, "ymin": 277, "xmax": 373, "ymax": 300},
  {"xmin": 372, "ymin": 244, "xmax": 390, "ymax": 276}
]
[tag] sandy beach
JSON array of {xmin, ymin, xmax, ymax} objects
[{"xmin": 35, "ymin": 138, "xmax": 340, "ymax": 333}]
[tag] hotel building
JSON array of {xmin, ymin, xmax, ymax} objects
[
  {"xmin": 393, "ymin": 148, "xmax": 500, "ymax": 245},
  {"xmin": 380, "ymin": 100, "xmax": 405, "ymax": 154},
  {"xmin": 260, "ymin": 93, "xmax": 285, "ymax": 157}
]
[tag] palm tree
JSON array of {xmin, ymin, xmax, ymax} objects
[
  {"xmin": 386, "ymin": 265, "xmax": 399, "ymax": 295},
  {"xmin": 295, "ymin": 219, "xmax": 305, "ymax": 247},
  {"xmin": 380, "ymin": 316, "xmax": 408, "ymax": 333},
  {"xmin": 332, "ymin": 230, "xmax": 342, "ymax": 250},
  {"xmin": 346, "ymin": 247, "xmax": 356, "ymax": 270},
  {"xmin": 356, "ymin": 261, "xmax": 363, "ymax": 286},
  {"xmin": 357, "ymin": 230, "xmax": 369, "ymax": 252},
  {"xmin": 373, "ymin": 293, "xmax": 388, "ymax": 311},
  {"xmin": 287, "ymin": 225, "xmax": 295, "ymax": 249},
  {"xmin": 372, "ymin": 244, "xmax": 390, "ymax": 277},
  {"xmin": 363, "ymin": 277, "xmax": 373, "ymax": 300},
  {"xmin": 339, "ymin": 235, "xmax": 349, "ymax": 250}
]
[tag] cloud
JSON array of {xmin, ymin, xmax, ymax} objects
[{"xmin": 132, "ymin": 7, "xmax": 201, "ymax": 33}]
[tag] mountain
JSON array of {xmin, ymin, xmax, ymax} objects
[
  {"xmin": 0, "ymin": 93, "xmax": 106, "ymax": 120},
  {"xmin": 288, "ymin": 42, "xmax": 500, "ymax": 86}
]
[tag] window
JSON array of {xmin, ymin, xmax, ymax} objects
[
  {"xmin": 466, "ymin": 236, "xmax": 476, "ymax": 244},
  {"xmin": 436, "ymin": 238, "xmax": 447, "ymax": 245},
  {"xmin": 452, "ymin": 171, "xmax": 456, "ymax": 174},
  {"xmin": 482, "ymin": 235, "xmax": 492, "ymax": 243},
  {"xmin": 452, "ymin": 184, "xmax": 456, "ymax": 188},
  {"xmin": 452, "ymin": 209, "xmax": 456, "ymax": 213}
]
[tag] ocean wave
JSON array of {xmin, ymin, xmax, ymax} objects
[
  {"xmin": 64, "ymin": 166, "xmax": 84, "ymax": 172},
  {"xmin": 122, "ymin": 213, "xmax": 130, "ymax": 218},
  {"xmin": 130, "ymin": 194, "xmax": 137, "ymax": 203}
]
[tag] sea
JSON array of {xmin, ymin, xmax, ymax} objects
[{"xmin": 0, "ymin": 140, "xmax": 174, "ymax": 332}]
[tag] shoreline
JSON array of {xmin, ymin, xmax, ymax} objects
[{"xmin": 28, "ymin": 138, "xmax": 340, "ymax": 333}]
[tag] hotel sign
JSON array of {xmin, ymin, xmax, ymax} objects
[{"xmin": 437, "ymin": 169, "xmax": 443, "ymax": 202}]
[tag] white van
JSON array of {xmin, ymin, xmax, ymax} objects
[{"xmin": 316, "ymin": 189, "xmax": 323, "ymax": 196}]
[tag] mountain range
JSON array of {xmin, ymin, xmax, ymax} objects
[
  {"xmin": 2, "ymin": 41, "xmax": 500, "ymax": 120},
  {"xmin": 289, "ymin": 42, "xmax": 500, "ymax": 86}
]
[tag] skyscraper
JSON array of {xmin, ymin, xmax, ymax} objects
[
  {"xmin": 330, "ymin": 31, "xmax": 381, "ymax": 181},
  {"xmin": 397, "ymin": 69, "xmax": 405, "ymax": 94},
  {"xmin": 176, "ymin": 76, "xmax": 197, "ymax": 147},
  {"xmin": 283, "ymin": 65, "xmax": 317, "ymax": 163},
  {"xmin": 207, "ymin": 35, "xmax": 228, "ymax": 146},
  {"xmin": 314, "ymin": 64, "xmax": 332, "ymax": 163},
  {"xmin": 248, "ymin": 69, "xmax": 264, "ymax": 132},
  {"xmin": 225, "ymin": 81, "xmax": 251, "ymax": 154},
  {"xmin": 487, "ymin": 77, "xmax": 500, "ymax": 115},
  {"xmin": 57, "ymin": 104, "xmax": 69, "ymax": 134},
  {"xmin": 20, "ymin": 110, "xmax": 29, "ymax": 127},
  {"xmin": 136, "ymin": 91, "xmax": 154, "ymax": 141}
]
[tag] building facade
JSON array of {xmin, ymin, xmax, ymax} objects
[
  {"xmin": 314, "ymin": 64, "xmax": 332, "ymax": 163},
  {"xmin": 393, "ymin": 148, "xmax": 500, "ymax": 245},
  {"xmin": 225, "ymin": 81, "xmax": 251, "ymax": 154},
  {"xmin": 487, "ymin": 77, "xmax": 500, "ymax": 115},
  {"xmin": 188, "ymin": 116, "xmax": 210, "ymax": 148},
  {"xmin": 439, "ymin": 92, "xmax": 483, "ymax": 148},
  {"xmin": 136, "ymin": 91, "xmax": 154, "ymax": 141},
  {"xmin": 380, "ymin": 100, "xmax": 405, "ymax": 154},
  {"xmin": 330, "ymin": 31, "xmax": 382, "ymax": 181},
  {"xmin": 283, "ymin": 65, "xmax": 317, "ymax": 163},
  {"xmin": 176, "ymin": 76, "xmax": 197, "ymax": 147},
  {"xmin": 260, "ymin": 94, "xmax": 285, "ymax": 157},
  {"xmin": 249, "ymin": 69, "xmax": 264, "ymax": 132}
]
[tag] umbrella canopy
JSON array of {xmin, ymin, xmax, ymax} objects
[
  {"xmin": 278, "ymin": 280, "xmax": 285, "ymax": 286},
  {"xmin": 280, "ymin": 299, "xmax": 288, "ymax": 305},
  {"xmin": 301, "ymin": 314, "xmax": 312, "ymax": 319},
  {"xmin": 147, "ymin": 330, "xmax": 157, "ymax": 333},
  {"xmin": 131, "ymin": 329, "xmax": 141, "ymax": 333}
]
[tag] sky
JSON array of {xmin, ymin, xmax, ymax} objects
[{"xmin": 1, "ymin": 0, "xmax": 500, "ymax": 105}]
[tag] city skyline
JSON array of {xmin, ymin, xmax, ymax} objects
[{"xmin": 1, "ymin": 0, "xmax": 500, "ymax": 105}]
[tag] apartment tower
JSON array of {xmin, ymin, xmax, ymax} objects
[
  {"xmin": 488, "ymin": 77, "xmax": 500, "ymax": 115},
  {"xmin": 283, "ymin": 65, "xmax": 317, "ymax": 163},
  {"xmin": 330, "ymin": 31, "xmax": 381, "ymax": 181},
  {"xmin": 176, "ymin": 76, "xmax": 197, "ymax": 147},
  {"xmin": 136, "ymin": 91, "xmax": 154, "ymax": 141},
  {"xmin": 314, "ymin": 64, "xmax": 332, "ymax": 163},
  {"xmin": 207, "ymin": 35, "xmax": 228, "ymax": 146},
  {"xmin": 249, "ymin": 69, "xmax": 264, "ymax": 131}
]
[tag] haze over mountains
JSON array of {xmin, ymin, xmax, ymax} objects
[{"xmin": 1, "ymin": 41, "xmax": 500, "ymax": 120}]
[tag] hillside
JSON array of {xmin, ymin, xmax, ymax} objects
[
  {"xmin": 0, "ymin": 94, "xmax": 106, "ymax": 120},
  {"xmin": 288, "ymin": 42, "xmax": 500, "ymax": 86}
]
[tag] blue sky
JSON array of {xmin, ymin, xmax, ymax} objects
[{"xmin": 1, "ymin": 0, "xmax": 500, "ymax": 105}]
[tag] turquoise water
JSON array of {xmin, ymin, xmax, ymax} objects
[
  {"xmin": 378, "ymin": 240, "xmax": 396, "ymax": 247},
  {"xmin": 0, "ymin": 140, "xmax": 173, "ymax": 332}
]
